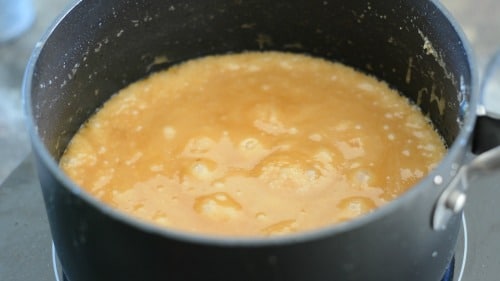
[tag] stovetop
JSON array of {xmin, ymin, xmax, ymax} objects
[{"xmin": 1, "ymin": 155, "xmax": 499, "ymax": 281}]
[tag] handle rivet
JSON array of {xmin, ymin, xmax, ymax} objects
[
  {"xmin": 445, "ymin": 190, "xmax": 467, "ymax": 213},
  {"xmin": 433, "ymin": 175, "xmax": 443, "ymax": 185}
]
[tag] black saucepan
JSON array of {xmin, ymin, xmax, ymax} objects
[{"xmin": 23, "ymin": 0, "xmax": 500, "ymax": 280}]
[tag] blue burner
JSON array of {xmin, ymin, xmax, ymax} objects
[
  {"xmin": 61, "ymin": 256, "xmax": 457, "ymax": 281},
  {"xmin": 441, "ymin": 257, "xmax": 455, "ymax": 281}
]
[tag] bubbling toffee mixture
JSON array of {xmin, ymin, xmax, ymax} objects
[{"xmin": 60, "ymin": 52, "xmax": 446, "ymax": 236}]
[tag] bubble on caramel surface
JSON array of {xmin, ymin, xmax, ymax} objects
[
  {"xmin": 350, "ymin": 168, "xmax": 375, "ymax": 186},
  {"xmin": 163, "ymin": 126, "xmax": 177, "ymax": 139},
  {"xmin": 185, "ymin": 137, "xmax": 215, "ymax": 154},
  {"xmin": 125, "ymin": 152, "xmax": 143, "ymax": 166},
  {"xmin": 357, "ymin": 82, "xmax": 375, "ymax": 92},
  {"xmin": 239, "ymin": 137, "xmax": 261, "ymax": 151},
  {"xmin": 308, "ymin": 133, "xmax": 322, "ymax": 142},
  {"xmin": 337, "ymin": 196, "xmax": 377, "ymax": 219},
  {"xmin": 335, "ymin": 138, "xmax": 365, "ymax": 160},
  {"xmin": 194, "ymin": 192, "xmax": 242, "ymax": 221},
  {"xmin": 255, "ymin": 212, "xmax": 268, "ymax": 221},
  {"xmin": 153, "ymin": 214, "xmax": 170, "ymax": 226},
  {"xmin": 60, "ymin": 51, "xmax": 446, "ymax": 236},
  {"xmin": 262, "ymin": 220, "xmax": 298, "ymax": 236},
  {"xmin": 190, "ymin": 159, "xmax": 217, "ymax": 180}
]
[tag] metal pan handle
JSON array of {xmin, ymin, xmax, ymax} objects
[
  {"xmin": 433, "ymin": 50, "xmax": 500, "ymax": 231},
  {"xmin": 473, "ymin": 50, "xmax": 500, "ymax": 153}
]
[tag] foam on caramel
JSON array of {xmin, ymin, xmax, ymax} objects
[{"xmin": 60, "ymin": 52, "xmax": 446, "ymax": 236}]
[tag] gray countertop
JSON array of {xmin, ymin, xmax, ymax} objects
[
  {"xmin": 1, "ymin": 1, "xmax": 499, "ymax": 281},
  {"xmin": 0, "ymin": 157, "xmax": 52, "ymax": 281}
]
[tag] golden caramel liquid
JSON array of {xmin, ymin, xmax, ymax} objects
[{"xmin": 60, "ymin": 52, "xmax": 446, "ymax": 236}]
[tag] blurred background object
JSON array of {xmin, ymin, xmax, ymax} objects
[
  {"xmin": 0, "ymin": 0, "xmax": 35, "ymax": 43},
  {"xmin": 0, "ymin": 0, "xmax": 70, "ymax": 184}
]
